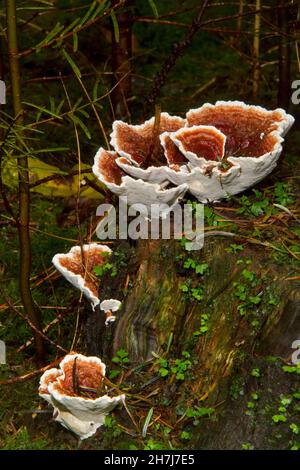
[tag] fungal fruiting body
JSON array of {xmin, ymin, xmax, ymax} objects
[
  {"xmin": 39, "ymin": 353, "xmax": 125, "ymax": 440},
  {"xmin": 100, "ymin": 299, "xmax": 122, "ymax": 325},
  {"xmin": 92, "ymin": 147, "xmax": 188, "ymax": 219},
  {"xmin": 93, "ymin": 101, "xmax": 294, "ymax": 206},
  {"xmin": 52, "ymin": 244, "xmax": 121, "ymax": 321},
  {"xmin": 181, "ymin": 101, "xmax": 295, "ymax": 201}
]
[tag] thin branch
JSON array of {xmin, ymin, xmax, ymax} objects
[
  {"xmin": 18, "ymin": 1, "xmax": 127, "ymax": 58},
  {"xmin": 29, "ymin": 168, "xmax": 92, "ymax": 189},
  {"xmin": 0, "ymin": 358, "xmax": 62, "ymax": 386},
  {"xmin": 1, "ymin": 289, "xmax": 68, "ymax": 354},
  {"xmin": 146, "ymin": 0, "xmax": 210, "ymax": 109}
]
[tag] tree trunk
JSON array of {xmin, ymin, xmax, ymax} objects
[
  {"xmin": 84, "ymin": 233, "xmax": 300, "ymax": 448},
  {"xmin": 85, "ymin": 235, "xmax": 299, "ymax": 394},
  {"xmin": 6, "ymin": 0, "xmax": 45, "ymax": 365}
]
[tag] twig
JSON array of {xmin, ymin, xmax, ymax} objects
[
  {"xmin": 0, "ymin": 358, "xmax": 62, "ymax": 386},
  {"xmin": 29, "ymin": 168, "xmax": 92, "ymax": 189},
  {"xmin": 146, "ymin": 0, "xmax": 210, "ymax": 108},
  {"xmin": 18, "ymin": 1, "xmax": 127, "ymax": 58},
  {"xmin": 1, "ymin": 288, "xmax": 68, "ymax": 354},
  {"xmin": 16, "ymin": 309, "xmax": 72, "ymax": 353}
]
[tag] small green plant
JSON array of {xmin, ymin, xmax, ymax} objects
[
  {"xmin": 112, "ymin": 348, "xmax": 129, "ymax": 365},
  {"xmin": 235, "ymin": 184, "xmax": 294, "ymax": 220},
  {"xmin": 179, "ymin": 255, "xmax": 209, "ymax": 302},
  {"xmin": 109, "ymin": 349, "xmax": 129, "ymax": 379},
  {"xmin": 180, "ymin": 430, "xmax": 192, "ymax": 440},
  {"xmin": 233, "ymin": 268, "xmax": 262, "ymax": 317},
  {"xmin": 251, "ymin": 367, "xmax": 261, "ymax": 378},
  {"xmin": 204, "ymin": 206, "xmax": 230, "ymax": 228},
  {"xmin": 144, "ymin": 439, "xmax": 166, "ymax": 450},
  {"xmin": 3, "ymin": 427, "xmax": 48, "ymax": 450},
  {"xmin": 104, "ymin": 416, "xmax": 122, "ymax": 438},
  {"xmin": 280, "ymin": 396, "xmax": 292, "ymax": 407},
  {"xmin": 94, "ymin": 261, "xmax": 117, "ymax": 277},
  {"xmin": 171, "ymin": 351, "xmax": 192, "ymax": 381},
  {"xmin": 230, "ymin": 376, "xmax": 245, "ymax": 400},
  {"xmin": 183, "ymin": 258, "xmax": 209, "ymax": 275},
  {"xmin": 272, "ymin": 414, "xmax": 287, "ymax": 423},
  {"xmin": 266, "ymin": 289, "xmax": 280, "ymax": 306},
  {"xmin": 193, "ymin": 313, "xmax": 210, "ymax": 336},
  {"xmin": 226, "ymin": 243, "xmax": 244, "ymax": 254},
  {"xmin": 237, "ymin": 191, "xmax": 270, "ymax": 217},
  {"xmin": 242, "ymin": 269, "xmax": 255, "ymax": 282},
  {"xmin": 290, "ymin": 423, "xmax": 300, "ymax": 435},
  {"xmin": 156, "ymin": 351, "xmax": 192, "ymax": 381},
  {"xmin": 251, "ymin": 392, "xmax": 260, "ymax": 401},
  {"xmin": 185, "ymin": 406, "xmax": 214, "ymax": 425},
  {"xmin": 291, "ymin": 442, "xmax": 300, "ymax": 450},
  {"xmin": 190, "ymin": 286, "xmax": 204, "ymax": 301},
  {"xmin": 282, "ymin": 363, "xmax": 300, "ymax": 375},
  {"xmin": 241, "ymin": 442, "xmax": 254, "ymax": 450},
  {"xmin": 271, "ymin": 395, "xmax": 293, "ymax": 425},
  {"xmin": 274, "ymin": 182, "xmax": 294, "ymax": 207},
  {"xmin": 157, "ymin": 358, "xmax": 169, "ymax": 377},
  {"xmin": 180, "ymin": 282, "xmax": 204, "ymax": 301}
]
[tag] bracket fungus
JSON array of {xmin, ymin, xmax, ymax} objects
[
  {"xmin": 93, "ymin": 147, "xmax": 188, "ymax": 218},
  {"xmin": 93, "ymin": 101, "xmax": 294, "ymax": 206},
  {"xmin": 100, "ymin": 299, "xmax": 122, "ymax": 326},
  {"xmin": 52, "ymin": 244, "xmax": 121, "ymax": 322},
  {"xmin": 39, "ymin": 353, "xmax": 125, "ymax": 440}
]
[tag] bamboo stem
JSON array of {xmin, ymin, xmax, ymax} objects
[{"xmin": 6, "ymin": 0, "xmax": 45, "ymax": 364}]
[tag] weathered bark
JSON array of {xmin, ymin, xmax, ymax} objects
[
  {"xmin": 113, "ymin": 239, "xmax": 187, "ymax": 361},
  {"xmin": 110, "ymin": 237, "xmax": 300, "ymax": 402},
  {"xmin": 84, "ymin": 240, "xmax": 138, "ymax": 361},
  {"xmin": 82, "ymin": 234, "xmax": 300, "ymax": 448}
]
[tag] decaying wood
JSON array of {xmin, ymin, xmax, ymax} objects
[{"xmin": 107, "ymin": 236, "xmax": 300, "ymax": 404}]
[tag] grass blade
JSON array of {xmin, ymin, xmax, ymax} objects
[{"xmin": 142, "ymin": 407, "xmax": 154, "ymax": 438}]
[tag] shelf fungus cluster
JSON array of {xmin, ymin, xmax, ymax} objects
[
  {"xmin": 39, "ymin": 353, "xmax": 125, "ymax": 440},
  {"xmin": 52, "ymin": 243, "xmax": 121, "ymax": 324},
  {"xmin": 93, "ymin": 101, "xmax": 294, "ymax": 210}
]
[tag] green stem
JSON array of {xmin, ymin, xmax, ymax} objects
[{"xmin": 6, "ymin": 0, "xmax": 45, "ymax": 364}]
